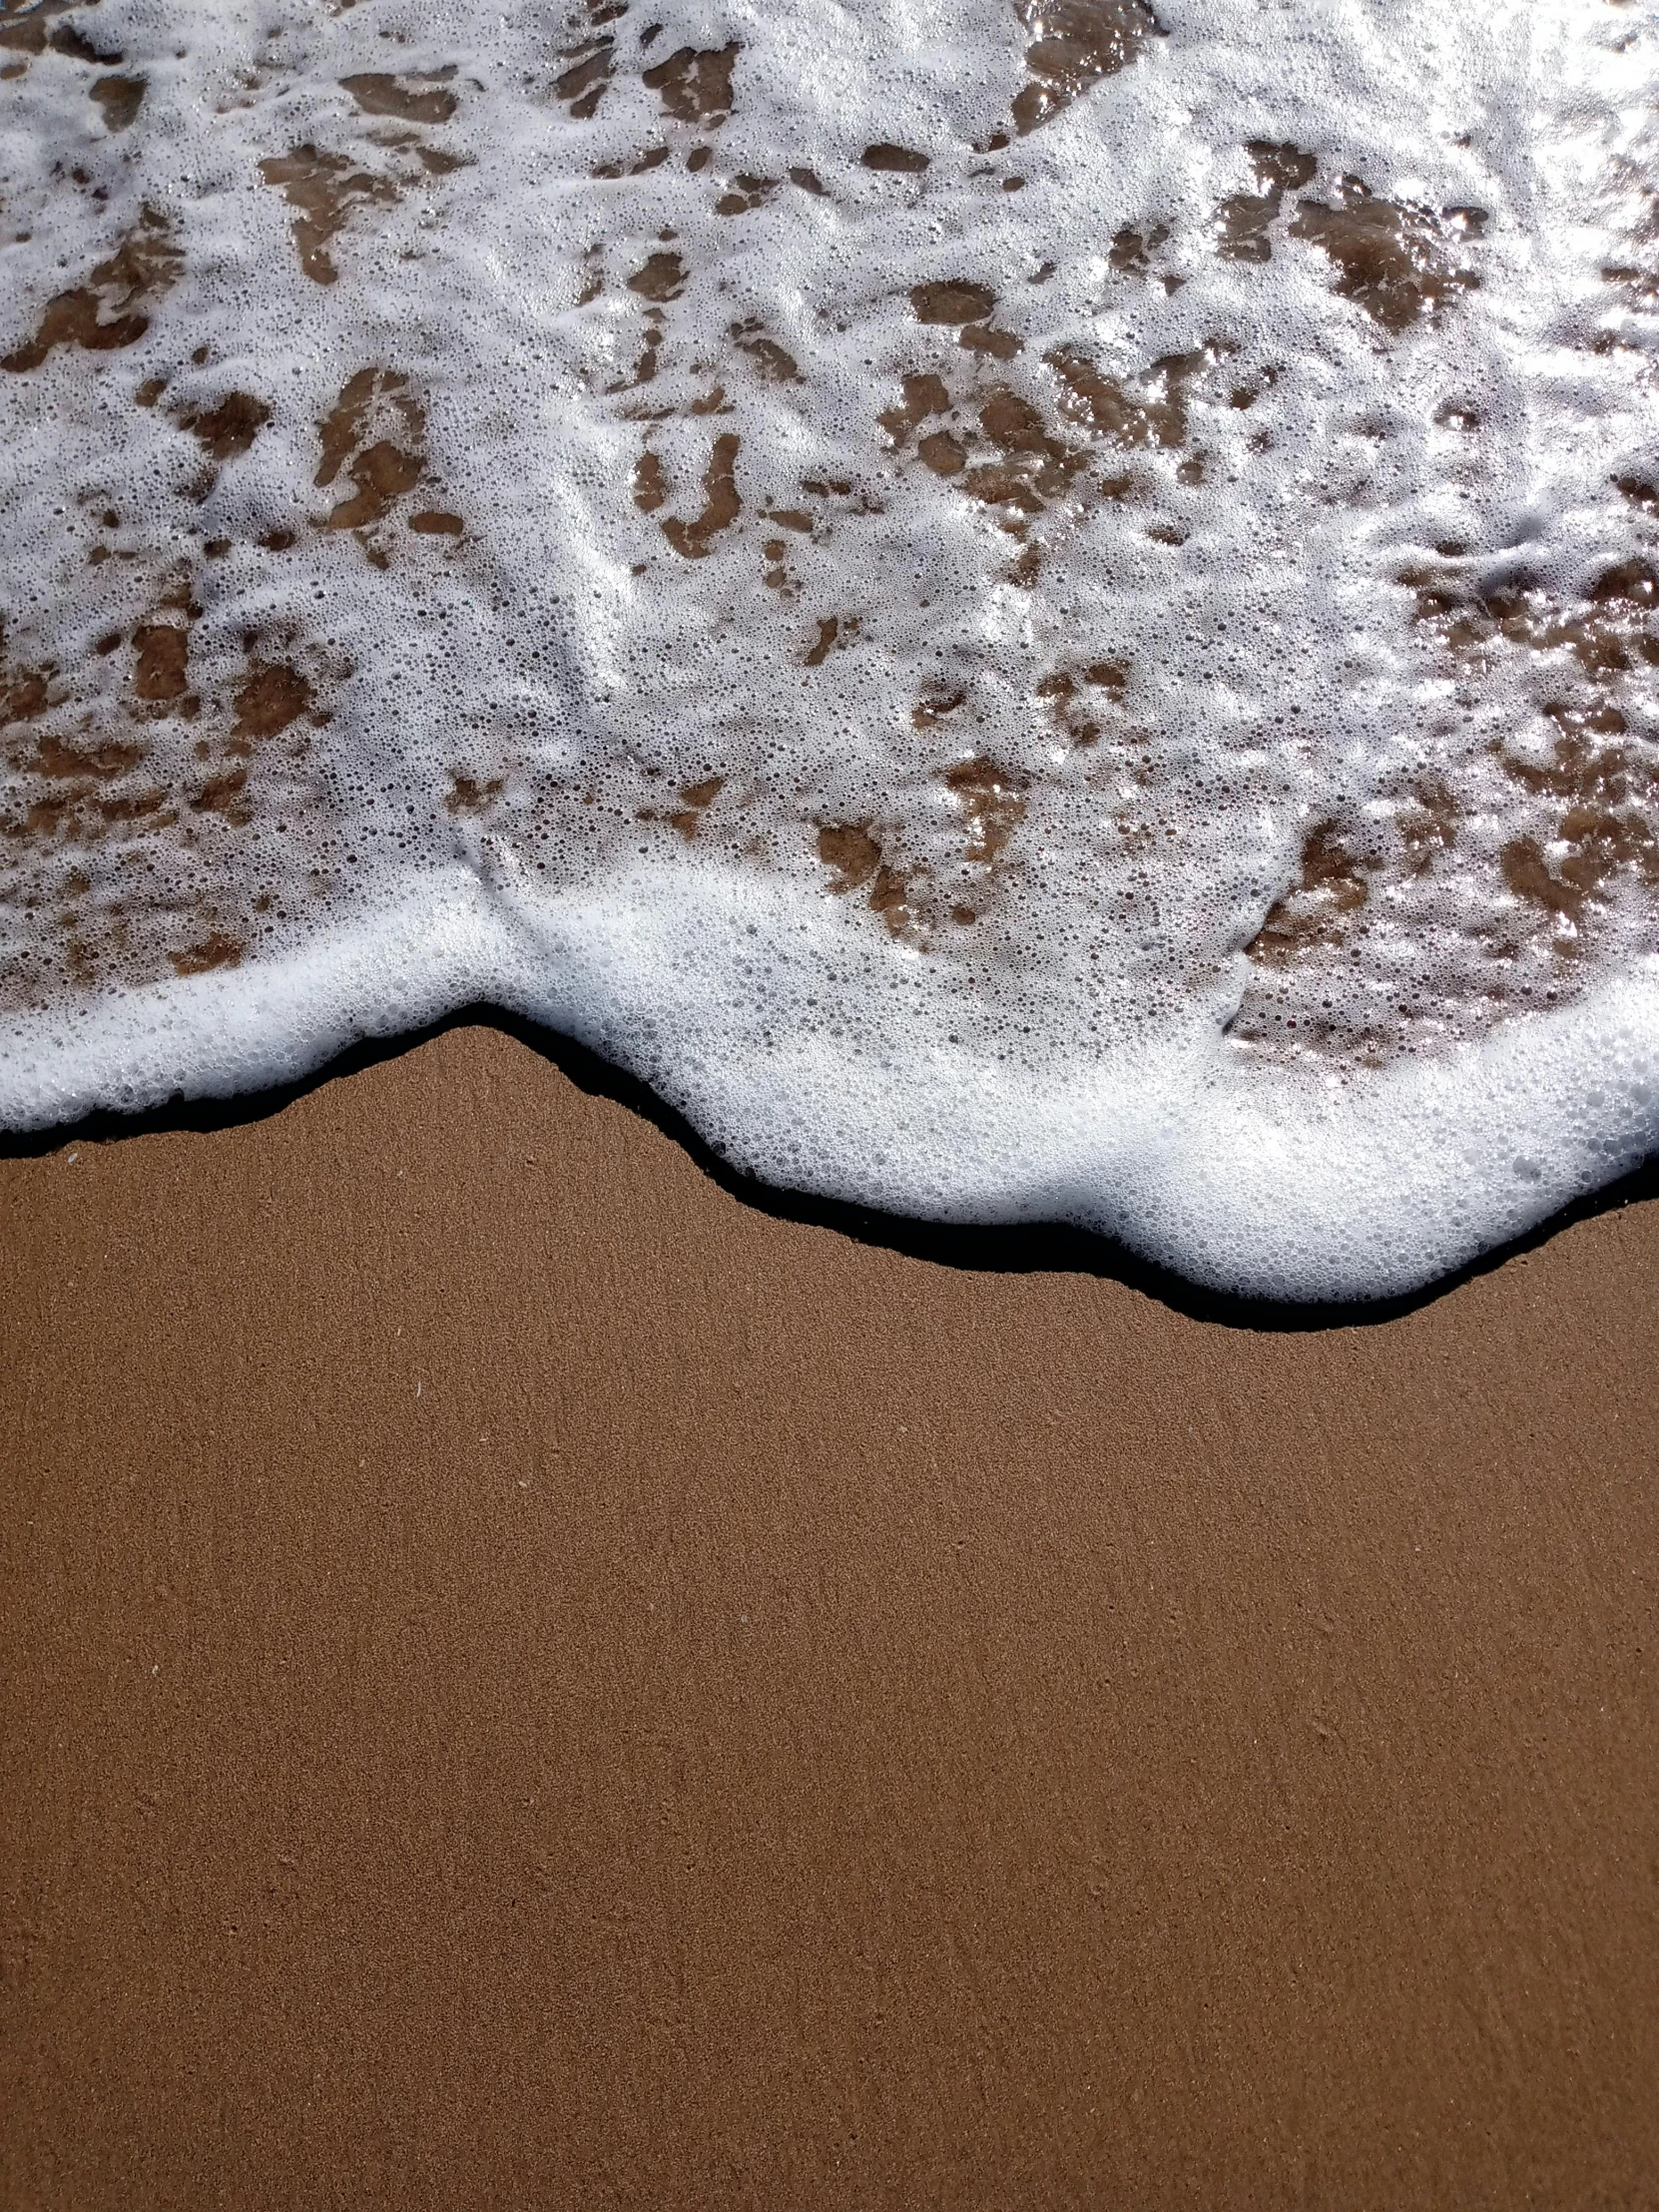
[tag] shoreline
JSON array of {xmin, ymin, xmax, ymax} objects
[{"xmin": 6, "ymin": 1000, "xmax": 1657, "ymax": 1328}]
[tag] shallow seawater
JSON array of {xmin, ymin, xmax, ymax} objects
[{"xmin": 0, "ymin": 0, "xmax": 1656, "ymax": 1299}]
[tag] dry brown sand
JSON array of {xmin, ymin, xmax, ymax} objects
[{"xmin": 2, "ymin": 1019, "xmax": 1656, "ymax": 2209}]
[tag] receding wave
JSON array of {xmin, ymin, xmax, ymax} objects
[{"xmin": 1, "ymin": 0, "xmax": 1656, "ymax": 1298}]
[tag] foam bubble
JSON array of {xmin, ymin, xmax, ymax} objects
[{"xmin": 0, "ymin": 0, "xmax": 1655, "ymax": 1297}]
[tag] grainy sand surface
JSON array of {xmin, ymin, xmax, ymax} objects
[{"xmin": 2, "ymin": 1020, "xmax": 1655, "ymax": 2209}]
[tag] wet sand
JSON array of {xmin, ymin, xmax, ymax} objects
[{"xmin": 2, "ymin": 1018, "xmax": 1655, "ymax": 2209}]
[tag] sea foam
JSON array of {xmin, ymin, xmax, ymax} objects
[{"xmin": 1, "ymin": 0, "xmax": 1656, "ymax": 1298}]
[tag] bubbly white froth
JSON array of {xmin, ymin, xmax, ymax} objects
[{"xmin": 1, "ymin": 0, "xmax": 1656, "ymax": 1298}]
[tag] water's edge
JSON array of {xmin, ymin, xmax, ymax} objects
[{"xmin": 4, "ymin": 997, "xmax": 1652, "ymax": 1334}]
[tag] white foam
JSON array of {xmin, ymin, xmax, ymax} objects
[{"xmin": 0, "ymin": 0, "xmax": 1655, "ymax": 1298}]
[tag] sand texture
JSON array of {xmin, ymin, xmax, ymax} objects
[{"xmin": 2, "ymin": 1021, "xmax": 1656, "ymax": 2209}]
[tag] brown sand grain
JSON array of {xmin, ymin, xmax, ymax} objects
[{"xmin": 2, "ymin": 1021, "xmax": 1655, "ymax": 2208}]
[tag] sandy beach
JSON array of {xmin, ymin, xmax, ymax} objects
[
  {"xmin": 2, "ymin": 1018, "xmax": 1654, "ymax": 2208},
  {"xmin": 4, "ymin": 0, "xmax": 1658, "ymax": 2199}
]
